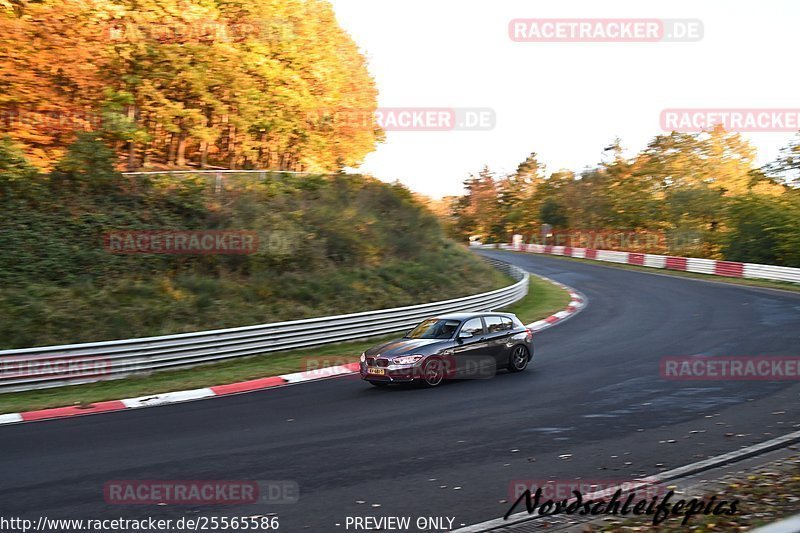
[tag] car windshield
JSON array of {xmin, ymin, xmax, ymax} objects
[{"xmin": 405, "ymin": 318, "xmax": 461, "ymax": 339}]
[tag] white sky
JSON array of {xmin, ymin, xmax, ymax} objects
[{"xmin": 328, "ymin": 0, "xmax": 799, "ymax": 198}]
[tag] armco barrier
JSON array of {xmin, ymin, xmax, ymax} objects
[
  {"xmin": 481, "ymin": 243, "xmax": 800, "ymax": 284},
  {"xmin": 0, "ymin": 258, "xmax": 528, "ymax": 393}
]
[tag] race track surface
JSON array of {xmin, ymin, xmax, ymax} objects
[{"xmin": 2, "ymin": 250, "xmax": 799, "ymax": 530}]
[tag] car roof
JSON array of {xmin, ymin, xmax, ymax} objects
[{"xmin": 433, "ymin": 312, "xmax": 519, "ymax": 321}]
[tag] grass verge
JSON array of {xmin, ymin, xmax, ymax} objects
[
  {"xmin": 0, "ymin": 272, "xmax": 569, "ymax": 415},
  {"xmin": 504, "ymin": 274, "xmax": 571, "ymax": 325}
]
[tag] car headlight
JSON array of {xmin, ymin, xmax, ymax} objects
[
  {"xmin": 392, "ymin": 355, "xmax": 423, "ymax": 365},
  {"xmin": 360, "ymin": 353, "xmax": 366, "ymax": 363}
]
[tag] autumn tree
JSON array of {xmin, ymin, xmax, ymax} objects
[
  {"xmin": 496, "ymin": 152, "xmax": 546, "ymax": 237},
  {"xmin": 0, "ymin": 0, "xmax": 381, "ymax": 172},
  {"xmin": 452, "ymin": 166, "xmax": 501, "ymax": 242}
]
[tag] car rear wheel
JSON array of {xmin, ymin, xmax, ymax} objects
[
  {"xmin": 421, "ymin": 357, "xmax": 444, "ymax": 387},
  {"xmin": 508, "ymin": 345, "xmax": 529, "ymax": 372}
]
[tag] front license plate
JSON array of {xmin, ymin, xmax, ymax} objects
[{"xmin": 367, "ymin": 368, "xmax": 385, "ymax": 375}]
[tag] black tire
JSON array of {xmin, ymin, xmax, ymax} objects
[
  {"xmin": 369, "ymin": 381, "xmax": 389, "ymax": 387},
  {"xmin": 507, "ymin": 345, "xmax": 530, "ymax": 372},
  {"xmin": 420, "ymin": 357, "xmax": 445, "ymax": 387}
]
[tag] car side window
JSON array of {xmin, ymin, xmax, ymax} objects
[
  {"xmin": 500, "ymin": 317, "xmax": 514, "ymax": 331},
  {"xmin": 484, "ymin": 316, "xmax": 505, "ymax": 333},
  {"xmin": 461, "ymin": 318, "xmax": 484, "ymax": 337}
]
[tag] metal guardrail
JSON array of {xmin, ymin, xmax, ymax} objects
[{"xmin": 0, "ymin": 258, "xmax": 528, "ymax": 393}]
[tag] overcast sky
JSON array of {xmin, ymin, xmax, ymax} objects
[{"xmin": 327, "ymin": 0, "xmax": 799, "ymax": 198}]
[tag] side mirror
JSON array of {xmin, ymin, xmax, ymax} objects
[{"xmin": 459, "ymin": 330, "xmax": 473, "ymax": 339}]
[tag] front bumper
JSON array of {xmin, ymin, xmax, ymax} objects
[{"xmin": 359, "ymin": 361, "xmax": 420, "ymax": 382}]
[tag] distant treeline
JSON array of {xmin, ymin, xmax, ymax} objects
[{"xmin": 446, "ymin": 127, "xmax": 800, "ymax": 267}]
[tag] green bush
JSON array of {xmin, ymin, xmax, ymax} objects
[{"xmin": 723, "ymin": 192, "xmax": 800, "ymax": 267}]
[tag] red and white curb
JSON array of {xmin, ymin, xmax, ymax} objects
[
  {"xmin": 526, "ymin": 275, "xmax": 586, "ymax": 333},
  {"xmin": 0, "ymin": 275, "xmax": 584, "ymax": 426},
  {"xmin": 491, "ymin": 242, "xmax": 800, "ymax": 284}
]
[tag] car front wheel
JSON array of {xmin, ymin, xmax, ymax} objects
[
  {"xmin": 420, "ymin": 357, "xmax": 445, "ymax": 387},
  {"xmin": 507, "ymin": 345, "xmax": 529, "ymax": 372}
]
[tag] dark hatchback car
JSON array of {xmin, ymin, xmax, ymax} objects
[{"xmin": 359, "ymin": 312, "xmax": 534, "ymax": 387}]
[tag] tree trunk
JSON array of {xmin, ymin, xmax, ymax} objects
[
  {"xmin": 176, "ymin": 130, "xmax": 188, "ymax": 167},
  {"xmin": 167, "ymin": 133, "xmax": 177, "ymax": 166},
  {"xmin": 200, "ymin": 141, "xmax": 208, "ymax": 169},
  {"xmin": 227, "ymin": 123, "xmax": 236, "ymax": 169},
  {"xmin": 126, "ymin": 104, "xmax": 137, "ymax": 170}
]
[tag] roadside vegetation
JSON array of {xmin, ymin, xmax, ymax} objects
[{"xmin": 0, "ymin": 134, "xmax": 515, "ymax": 349}]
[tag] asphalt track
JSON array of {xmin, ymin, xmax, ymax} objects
[{"xmin": 1, "ymin": 250, "xmax": 800, "ymax": 531}]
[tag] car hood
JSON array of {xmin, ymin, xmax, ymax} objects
[{"xmin": 364, "ymin": 338, "xmax": 448, "ymax": 358}]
